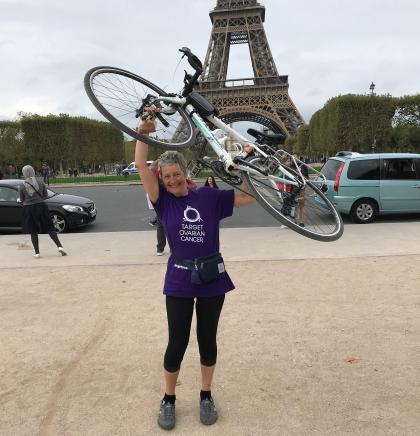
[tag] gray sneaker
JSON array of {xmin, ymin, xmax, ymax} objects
[
  {"xmin": 158, "ymin": 401, "xmax": 175, "ymax": 430},
  {"xmin": 200, "ymin": 397, "xmax": 218, "ymax": 425}
]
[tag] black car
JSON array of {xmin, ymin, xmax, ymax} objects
[{"xmin": 0, "ymin": 179, "xmax": 97, "ymax": 233}]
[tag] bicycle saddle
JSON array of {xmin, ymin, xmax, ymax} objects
[{"xmin": 247, "ymin": 128, "xmax": 285, "ymax": 145}]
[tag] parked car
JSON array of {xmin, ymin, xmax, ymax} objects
[
  {"xmin": 0, "ymin": 180, "xmax": 97, "ymax": 232},
  {"xmin": 319, "ymin": 152, "xmax": 420, "ymax": 223},
  {"xmin": 121, "ymin": 161, "xmax": 154, "ymax": 175}
]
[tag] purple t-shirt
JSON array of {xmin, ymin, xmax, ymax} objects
[{"xmin": 153, "ymin": 185, "xmax": 235, "ymax": 298}]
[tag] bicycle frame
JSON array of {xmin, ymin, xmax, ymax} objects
[{"xmin": 155, "ymin": 95, "xmax": 301, "ymax": 187}]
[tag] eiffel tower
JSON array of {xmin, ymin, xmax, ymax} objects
[{"xmin": 198, "ymin": 0, "xmax": 303, "ymax": 136}]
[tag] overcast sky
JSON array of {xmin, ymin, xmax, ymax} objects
[{"xmin": 1, "ymin": 0, "xmax": 419, "ymax": 123}]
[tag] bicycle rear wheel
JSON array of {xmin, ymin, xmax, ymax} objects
[
  {"xmin": 242, "ymin": 157, "xmax": 343, "ymax": 241},
  {"xmin": 84, "ymin": 66, "xmax": 196, "ymax": 148}
]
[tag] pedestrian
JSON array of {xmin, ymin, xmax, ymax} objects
[
  {"xmin": 147, "ymin": 160, "xmax": 167, "ymax": 255},
  {"xmin": 277, "ymin": 156, "xmax": 293, "ymax": 193},
  {"xmin": 204, "ymin": 175, "xmax": 218, "ymax": 188},
  {"xmin": 147, "ymin": 194, "xmax": 158, "ymax": 226},
  {"xmin": 292, "ymin": 152, "xmax": 309, "ymax": 227},
  {"xmin": 41, "ymin": 162, "xmax": 50, "ymax": 186},
  {"xmin": 19, "ymin": 165, "xmax": 67, "ymax": 258},
  {"xmin": 147, "ymin": 160, "xmax": 159, "ymax": 227},
  {"xmin": 135, "ymin": 117, "xmax": 255, "ymax": 430}
]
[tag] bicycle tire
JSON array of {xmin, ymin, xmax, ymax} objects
[
  {"xmin": 241, "ymin": 157, "xmax": 343, "ymax": 242},
  {"xmin": 84, "ymin": 66, "xmax": 196, "ymax": 149}
]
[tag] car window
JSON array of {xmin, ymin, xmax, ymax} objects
[
  {"xmin": 383, "ymin": 158, "xmax": 419, "ymax": 180},
  {"xmin": 347, "ymin": 159, "xmax": 380, "ymax": 180},
  {"xmin": 320, "ymin": 159, "xmax": 343, "ymax": 180},
  {"xmin": 0, "ymin": 186, "xmax": 19, "ymax": 201}
]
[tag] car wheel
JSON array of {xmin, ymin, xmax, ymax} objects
[
  {"xmin": 50, "ymin": 212, "xmax": 67, "ymax": 233},
  {"xmin": 350, "ymin": 199, "xmax": 378, "ymax": 224}
]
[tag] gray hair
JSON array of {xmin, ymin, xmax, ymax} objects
[{"xmin": 158, "ymin": 151, "xmax": 188, "ymax": 175}]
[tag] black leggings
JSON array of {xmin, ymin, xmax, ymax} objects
[
  {"xmin": 31, "ymin": 232, "xmax": 62, "ymax": 254},
  {"xmin": 164, "ymin": 294, "xmax": 225, "ymax": 373}
]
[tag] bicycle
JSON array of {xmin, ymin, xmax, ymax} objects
[{"xmin": 84, "ymin": 47, "xmax": 343, "ymax": 242}]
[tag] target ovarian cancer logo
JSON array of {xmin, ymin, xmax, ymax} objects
[{"xmin": 179, "ymin": 205, "xmax": 205, "ymax": 243}]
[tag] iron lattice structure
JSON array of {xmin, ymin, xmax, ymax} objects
[{"xmin": 198, "ymin": 0, "xmax": 304, "ymax": 135}]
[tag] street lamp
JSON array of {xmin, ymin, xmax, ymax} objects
[{"xmin": 369, "ymin": 82, "xmax": 376, "ymax": 153}]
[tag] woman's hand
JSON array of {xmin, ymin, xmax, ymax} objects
[{"xmin": 138, "ymin": 118, "xmax": 157, "ymax": 134}]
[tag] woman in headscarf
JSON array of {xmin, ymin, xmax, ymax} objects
[{"xmin": 19, "ymin": 165, "xmax": 67, "ymax": 258}]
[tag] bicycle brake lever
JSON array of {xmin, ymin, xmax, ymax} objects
[{"xmin": 155, "ymin": 112, "xmax": 169, "ymax": 128}]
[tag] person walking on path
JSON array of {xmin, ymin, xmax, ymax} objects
[
  {"xmin": 41, "ymin": 162, "xmax": 50, "ymax": 186},
  {"xmin": 147, "ymin": 160, "xmax": 167, "ymax": 255},
  {"xmin": 135, "ymin": 116, "xmax": 255, "ymax": 430},
  {"xmin": 19, "ymin": 165, "xmax": 67, "ymax": 258},
  {"xmin": 292, "ymin": 152, "xmax": 309, "ymax": 227},
  {"xmin": 204, "ymin": 175, "xmax": 218, "ymax": 189}
]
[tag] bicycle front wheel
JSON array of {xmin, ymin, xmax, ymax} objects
[
  {"xmin": 242, "ymin": 157, "xmax": 343, "ymax": 242},
  {"xmin": 84, "ymin": 66, "xmax": 196, "ymax": 148}
]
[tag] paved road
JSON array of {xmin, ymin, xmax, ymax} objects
[
  {"xmin": 2, "ymin": 183, "xmax": 419, "ymax": 234},
  {"xmin": 53, "ymin": 184, "xmax": 420, "ymax": 232},
  {"xmin": 52, "ymin": 183, "xmax": 281, "ymax": 233}
]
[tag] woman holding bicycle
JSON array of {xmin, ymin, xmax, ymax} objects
[{"xmin": 136, "ymin": 117, "xmax": 255, "ymax": 430}]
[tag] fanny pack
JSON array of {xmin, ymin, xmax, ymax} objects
[{"xmin": 171, "ymin": 252, "xmax": 225, "ymax": 285}]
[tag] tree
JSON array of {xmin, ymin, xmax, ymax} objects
[
  {"xmin": 19, "ymin": 114, "xmax": 124, "ymax": 172},
  {"xmin": 0, "ymin": 121, "xmax": 25, "ymax": 175},
  {"xmin": 308, "ymin": 94, "xmax": 396, "ymax": 155}
]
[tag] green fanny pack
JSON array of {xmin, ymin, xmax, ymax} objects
[{"xmin": 171, "ymin": 252, "xmax": 225, "ymax": 284}]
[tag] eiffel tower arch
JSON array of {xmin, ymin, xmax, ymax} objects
[{"xmin": 198, "ymin": 0, "xmax": 304, "ymax": 136}]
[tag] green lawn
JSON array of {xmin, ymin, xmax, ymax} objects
[
  {"xmin": 51, "ymin": 175, "xmax": 140, "ymax": 184},
  {"xmin": 48, "ymin": 166, "xmax": 320, "ymax": 185},
  {"xmin": 50, "ymin": 170, "xmax": 213, "ymax": 185}
]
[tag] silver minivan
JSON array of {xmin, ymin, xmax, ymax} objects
[{"xmin": 320, "ymin": 152, "xmax": 420, "ymax": 223}]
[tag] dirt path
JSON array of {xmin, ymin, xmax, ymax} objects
[{"xmin": 1, "ymin": 256, "xmax": 420, "ymax": 435}]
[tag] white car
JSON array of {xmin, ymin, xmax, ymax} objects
[{"xmin": 121, "ymin": 161, "xmax": 153, "ymax": 175}]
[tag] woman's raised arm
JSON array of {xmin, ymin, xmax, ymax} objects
[{"xmin": 135, "ymin": 119, "xmax": 159, "ymax": 203}]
